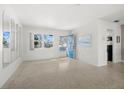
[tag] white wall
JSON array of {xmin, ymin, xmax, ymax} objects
[
  {"xmin": 0, "ymin": 5, "xmax": 3, "ymax": 74},
  {"xmin": 98, "ymin": 20, "xmax": 121, "ymax": 66},
  {"xmin": 73, "ymin": 19, "xmax": 121, "ymax": 66},
  {"xmin": 0, "ymin": 5, "xmax": 22, "ymax": 88},
  {"xmin": 23, "ymin": 26, "xmax": 69, "ymax": 61},
  {"xmin": 73, "ymin": 20, "xmax": 99, "ymax": 66},
  {"xmin": 0, "ymin": 58, "xmax": 22, "ymax": 88},
  {"xmin": 121, "ymin": 25, "xmax": 124, "ymax": 60}
]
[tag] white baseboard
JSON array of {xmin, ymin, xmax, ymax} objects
[
  {"xmin": 121, "ymin": 60, "xmax": 124, "ymax": 63},
  {"xmin": 97, "ymin": 63, "xmax": 107, "ymax": 67},
  {"xmin": 23, "ymin": 56, "xmax": 67, "ymax": 62}
]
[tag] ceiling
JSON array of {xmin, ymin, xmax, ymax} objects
[{"xmin": 8, "ymin": 4, "xmax": 124, "ymax": 30}]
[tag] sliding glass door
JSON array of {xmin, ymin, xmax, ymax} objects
[{"xmin": 66, "ymin": 35, "xmax": 76, "ymax": 59}]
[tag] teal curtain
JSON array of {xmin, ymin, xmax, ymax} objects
[{"xmin": 66, "ymin": 35, "xmax": 75, "ymax": 58}]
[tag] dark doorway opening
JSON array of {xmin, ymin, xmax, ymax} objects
[
  {"xmin": 107, "ymin": 45, "xmax": 113, "ymax": 61},
  {"xmin": 107, "ymin": 36, "xmax": 113, "ymax": 62}
]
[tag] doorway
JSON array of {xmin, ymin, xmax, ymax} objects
[
  {"xmin": 107, "ymin": 36, "xmax": 113, "ymax": 62},
  {"xmin": 59, "ymin": 34, "xmax": 76, "ymax": 59},
  {"xmin": 107, "ymin": 29, "xmax": 113, "ymax": 63},
  {"xmin": 66, "ymin": 35, "xmax": 76, "ymax": 59}
]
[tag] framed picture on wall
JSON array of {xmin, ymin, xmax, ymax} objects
[{"xmin": 78, "ymin": 34, "xmax": 92, "ymax": 47}]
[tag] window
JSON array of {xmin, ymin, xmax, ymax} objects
[
  {"xmin": 34, "ymin": 34, "xmax": 42, "ymax": 48},
  {"xmin": 44, "ymin": 35, "xmax": 53, "ymax": 48},
  {"xmin": 59, "ymin": 36, "xmax": 67, "ymax": 51}
]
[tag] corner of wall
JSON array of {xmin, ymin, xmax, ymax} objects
[
  {"xmin": 0, "ymin": 58, "xmax": 22, "ymax": 88},
  {"xmin": 97, "ymin": 62, "xmax": 107, "ymax": 67}
]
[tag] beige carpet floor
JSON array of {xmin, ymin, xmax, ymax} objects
[{"xmin": 2, "ymin": 58, "xmax": 124, "ymax": 89}]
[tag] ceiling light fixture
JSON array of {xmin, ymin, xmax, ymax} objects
[
  {"xmin": 114, "ymin": 20, "xmax": 120, "ymax": 22},
  {"xmin": 74, "ymin": 4, "xmax": 81, "ymax": 6}
]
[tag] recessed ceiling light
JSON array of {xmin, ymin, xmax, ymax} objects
[{"xmin": 74, "ymin": 4, "xmax": 81, "ymax": 6}]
